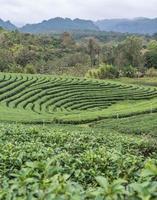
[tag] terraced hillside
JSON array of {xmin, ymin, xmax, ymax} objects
[
  {"xmin": 0, "ymin": 73, "xmax": 157, "ymax": 199},
  {"xmin": 0, "ymin": 72, "xmax": 157, "ymax": 123}
]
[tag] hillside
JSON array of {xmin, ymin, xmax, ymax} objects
[
  {"xmin": 2, "ymin": 28, "xmax": 148, "ymax": 77},
  {"xmin": 1, "ymin": 17, "xmax": 157, "ymax": 34},
  {"xmin": 0, "ymin": 19, "xmax": 16, "ymax": 30},
  {"xmin": 96, "ymin": 18, "xmax": 157, "ymax": 34},
  {"xmin": 1, "ymin": 72, "xmax": 157, "ymax": 124},
  {"xmin": 20, "ymin": 17, "xmax": 99, "ymax": 33},
  {"xmin": 0, "ymin": 72, "xmax": 157, "ymax": 198}
]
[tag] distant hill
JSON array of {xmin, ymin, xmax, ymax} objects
[
  {"xmin": 20, "ymin": 17, "xmax": 99, "ymax": 33},
  {"xmin": 1, "ymin": 17, "xmax": 157, "ymax": 34},
  {"xmin": 0, "ymin": 19, "xmax": 16, "ymax": 30},
  {"xmin": 95, "ymin": 18, "xmax": 157, "ymax": 35}
]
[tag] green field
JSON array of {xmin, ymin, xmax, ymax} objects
[
  {"xmin": 1, "ymin": 72, "xmax": 157, "ymax": 124},
  {"xmin": 0, "ymin": 72, "xmax": 157, "ymax": 199}
]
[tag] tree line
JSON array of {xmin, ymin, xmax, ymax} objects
[{"xmin": 0, "ymin": 27, "xmax": 157, "ymax": 78}]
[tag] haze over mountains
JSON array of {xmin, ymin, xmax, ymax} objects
[
  {"xmin": 96, "ymin": 18, "xmax": 157, "ymax": 35},
  {"xmin": 0, "ymin": 19, "xmax": 16, "ymax": 31},
  {"xmin": 20, "ymin": 18, "xmax": 99, "ymax": 33},
  {"xmin": 0, "ymin": 17, "xmax": 157, "ymax": 35}
]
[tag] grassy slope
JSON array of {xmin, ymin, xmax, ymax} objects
[
  {"xmin": 91, "ymin": 112, "xmax": 157, "ymax": 136},
  {"xmin": 0, "ymin": 73, "xmax": 157, "ymax": 124},
  {"xmin": 0, "ymin": 75, "xmax": 157, "ymax": 198},
  {"xmin": 116, "ymin": 77, "xmax": 157, "ymax": 87}
]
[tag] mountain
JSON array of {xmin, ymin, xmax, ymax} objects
[
  {"xmin": 0, "ymin": 19, "xmax": 16, "ymax": 30},
  {"xmin": 20, "ymin": 17, "xmax": 99, "ymax": 33},
  {"xmin": 1, "ymin": 17, "xmax": 157, "ymax": 34},
  {"xmin": 95, "ymin": 18, "xmax": 157, "ymax": 35}
]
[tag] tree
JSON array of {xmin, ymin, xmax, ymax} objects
[
  {"xmin": 102, "ymin": 44, "xmax": 115, "ymax": 65},
  {"xmin": 144, "ymin": 40, "xmax": 157, "ymax": 68},
  {"xmin": 61, "ymin": 32, "xmax": 75, "ymax": 48},
  {"xmin": 0, "ymin": 49, "xmax": 13, "ymax": 72},
  {"xmin": 152, "ymin": 33, "xmax": 157, "ymax": 41},
  {"xmin": 88, "ymin": 38, "xmax": 100, "ymax": 67},
  {"xmin": 114, "ymin": 36, "xmax": 143, "ymax": 68},
  {"xmin": 144, "ymin": 51, "xmax": 157, "ymax": 68},
  {"xmin": 148, "ymin": 40, "xmax": 157, "ymax": 51},
  {"xmin": 15, "ymin": 47, "xmax": 39, "ymax": 67}
]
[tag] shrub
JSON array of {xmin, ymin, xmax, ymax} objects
[
  {"xmin": 24, "ymin": 64, "xmax": 36, "ymax": 74},
  {"xmin": 85, "ymin": 64, "xmax": 119, "ymax": 79},
  {"xmin": 145, "ymin": 67, "xmax": 157, "ymax": 77},
  {"xmin": 11, "ymin": 65, "xmax": 24, "ymax": 73},
  {"xmin": 121, "ymin": 65, "xmax": 137, "ymax": 78},
  {"xmin": 144, "ymin": 50, "xmax": 157, "ymax": 69}
]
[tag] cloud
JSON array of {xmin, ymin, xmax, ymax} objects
[{"xmin": 0, "ymin": 0, "xmax": 157, "ymax": 26}]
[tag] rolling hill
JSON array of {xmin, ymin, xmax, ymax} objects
[
  {"xmin": 0, "ymin": 72, "xmax": 157, "ymax": 199},
  {"xmin": 96, "ymin": 18, "xmax": 157, "ymax": 34},
  {"xmin": 20, "ymin": 17, "xmax": 99, "ymax": 33},
  {"xmin": 1, "ymin": 17, "xmax": 157, "ymax": 34},
  {"xmin": 0, "ymin": 19, "xmax": 16, "ymax": 30},
  {"xmin": 0, "ymin": 72, "xmax": 157, "ymax": 124}
]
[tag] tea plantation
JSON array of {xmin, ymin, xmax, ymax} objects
[
  {"xmin": 0, "ymin": 72, "xmax": 157, "ymax": 199},
  {"xmin": 1, "ymin": 72, "xmax": 157, "ymax": 124}
]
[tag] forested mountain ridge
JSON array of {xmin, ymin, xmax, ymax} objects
[
  {"xmin": 96, "ymin": 18, "xmax": 157, "ymax": 34},
  {"xmin": 0, "ymin": 19, "xmax": 16, "ymax": 30},
  {"xmin": 0, "ymin": 17, "xmax": 99, "ymax": 33},
  {"xmin": 20, "ymin": 18, "xmax": 99, "ymax": 33},
  {"xmin": 1, "ymin": 17, "xmax": 157, "ymax": 34}
]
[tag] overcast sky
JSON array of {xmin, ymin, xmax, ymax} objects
[{"xmin": 0, "ymin": 0, "xmax": 157, "ymax": 26}]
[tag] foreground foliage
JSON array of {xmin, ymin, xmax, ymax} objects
[
  {"xmin": 0, "ymin": 123, "xmax": 156, "ymax": 199},
  {"xmin": 1, "ymin": 159, "xmax": 157, "ymax": 200}
]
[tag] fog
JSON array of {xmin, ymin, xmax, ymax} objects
[{"xmin": 0, "ymin": 0, "xmax": 157, "ymax": 26}]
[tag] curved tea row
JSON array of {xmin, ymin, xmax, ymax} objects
[{"xmin": 0, "ymin": 73, "xmax": 157, "ymax": 115}]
